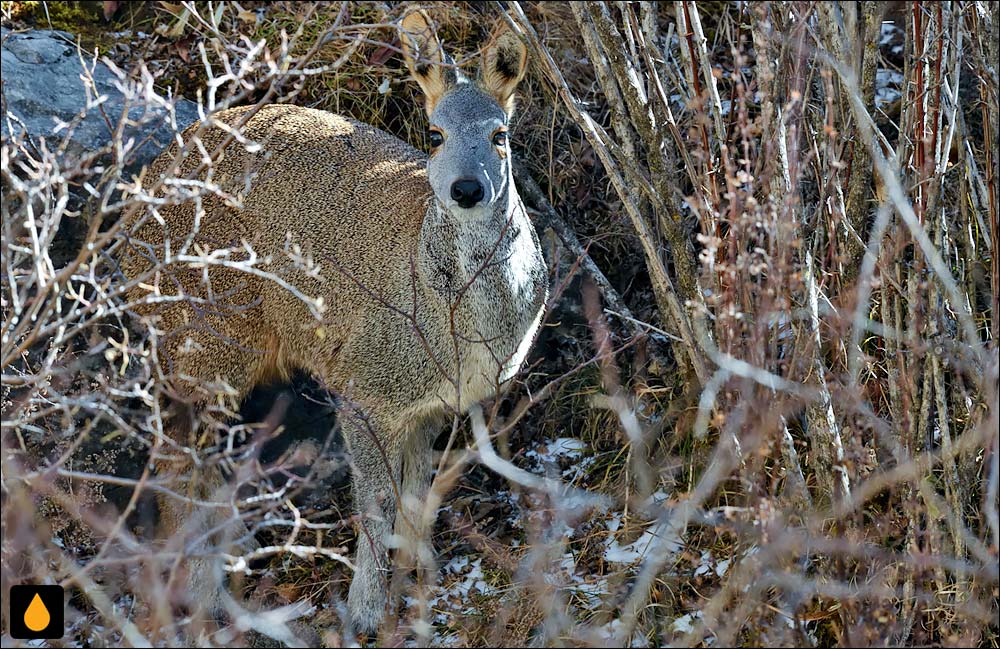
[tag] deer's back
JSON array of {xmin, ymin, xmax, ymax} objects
[{"xmin": 120, "ymin": 105, "xmax": 435, "ymax": 407}]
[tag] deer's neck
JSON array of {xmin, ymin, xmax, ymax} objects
[{"xmin": 417, "ymin": 182, "xmax": 543, "ymax": 309}]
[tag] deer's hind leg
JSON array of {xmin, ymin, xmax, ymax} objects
[{"xmin": 152, "ymin": 323, "xmax": 282, "ymax": 623}]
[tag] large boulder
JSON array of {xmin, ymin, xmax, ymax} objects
[{"xmin": 1, "ymin": 27, "xmax": 199, "ymax": 170}]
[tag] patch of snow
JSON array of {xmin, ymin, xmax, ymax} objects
[
  {"xmin": 694, "ymin": 550, "xmax": 714, "ymax": 576},
  {"xmin": 525, "ymin": 437, "xmax": 597, "ymax": 483},
  {"xmin": 525, "ymin": 437, "xmax": 586, "ymax": 463},
  {"xmin": 875, "ymin": 69, "xmax": 903, "ymax": 108},
  {"xmin": 493, "ymin": 489, "xmax": 525, "ymax": 529},
  {"xmin": 692, "ymin": 549, "xmax": 731, "ymax": 578},
  {"xmin": 672, "ymin": 611, "xmax": 703, "ymax": 634},
  {"xmin": 645, "ymin": 490, "xmax": 671, "ymax": 506},
  {"xmin": 443, "ymin": 555, "xmax": 469, "ymax": 574},
  {"xmin": 880, "ymin": 22, "xmax": 905, "ymax": 56},
  {"xmin": 600, "ymin": 618, "xmax": 651, "ymax": 647},
  {"xmin": 447, "ymin": 557, "xmax": 491, "ymax": 600},
  {"xmin": 428, "ymin": 632, "xmax": 462, "ymax": 647},
  {"xmin": 404, "ymin": 555, "xmax": 497, "ymax": 626},
  {"xmin": 568, "ymin": 577, "xmax": 609, "ymax": 609},
  {"xmin": 879, "ymin": 22, "xmax": 899, "ymax": 45},
  {"xmin": 562, "ymin": 454, "xmax": 597, "ymax": 481},
  {"xmin": 552, "ymin": 552, "xmax": 609, "ymax": 609},
  {"xmin": 550, "ymin": 521, "xmax": 576, "ymax": 541},
  {"xmin": 604, "ymin": 514, "xmax": 685, "ymax": 565}
]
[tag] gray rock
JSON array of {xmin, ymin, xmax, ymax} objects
[{"xmin": 1, "ymin": 27, "xmax": 199, "ymax": 171}]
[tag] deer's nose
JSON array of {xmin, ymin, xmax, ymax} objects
[{"xmin": 450, "ymin": 178, "xmax": 485, "ymax": 208}]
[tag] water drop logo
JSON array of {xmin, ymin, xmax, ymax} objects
[
  {"xmin": 9, "ymin": 584, "xmax": 64, "ymax": 639},
  {"xmin": 24, "ymin": 593, "xmax": 51, "ymax": 631}
]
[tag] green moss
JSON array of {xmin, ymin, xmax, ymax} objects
[
  {"xmin": 29, "ymin": 1, "xmax": 98, "ymax": 31},
  {"xmin": 4, "ymin": 2, "xmax": 134, "ymax": 54}
]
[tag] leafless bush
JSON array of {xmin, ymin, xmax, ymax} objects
[
  {"xmin": 2, "ymin": 2, "xmax": 998, "ymax": 648},
  {"xmin": 503, "ymin": 1, "xmax": 998, "ymax": 646},
  {"xmin": 2, "ymin": 6, "xmax": 397, "ymax": 645}
]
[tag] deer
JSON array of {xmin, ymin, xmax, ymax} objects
[{"xmin": 117, "ymin": 9, "xmax": 547, "ymax": 636}]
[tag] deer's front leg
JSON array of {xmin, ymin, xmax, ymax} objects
[
  {"xmin": 396, "ymin": 422, "xmax": 438, "ymax": 547},
  {"xmin": 343, "ymin": 412, "xmax": 402, "ymax": 636}
]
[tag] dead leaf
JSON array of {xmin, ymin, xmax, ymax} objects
[
  {"xmin": 158, "ymin": 1, "xmax": 185, "ymax": 16},
  {"xmin": 169, "ymin": 35, "xmax": 195, "ymax": 63},
  {"xmin": 367, "ymin": 43, "xmax": 396, "ymax": 67},
  {"xmin": 231, "ymin": 1, "xmax": 257, "ymax": 24},
  {"xmin": 164, "ymin": 7, "xmax": 191, "ymax": 39}
]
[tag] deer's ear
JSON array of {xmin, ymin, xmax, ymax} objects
[
  {"xmin": 400, "ymin": 9, "xmax": 458, "ymax": 116},
  {"xmin": 479, "ymin": 25, "xmax": 528, "ymax": 116}
]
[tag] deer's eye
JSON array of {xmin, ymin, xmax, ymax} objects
[
  {"xmin": 429, "ymin": 130, "xmax": 444, "ymax": 148},
  {"xmin": 492, "ymin": 131, "xmax": 508, "ymax": 147}
]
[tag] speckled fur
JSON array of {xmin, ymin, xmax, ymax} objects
[{"xmin": 118, "ymin": 12, "xmax": 546, "ymax": 636}]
